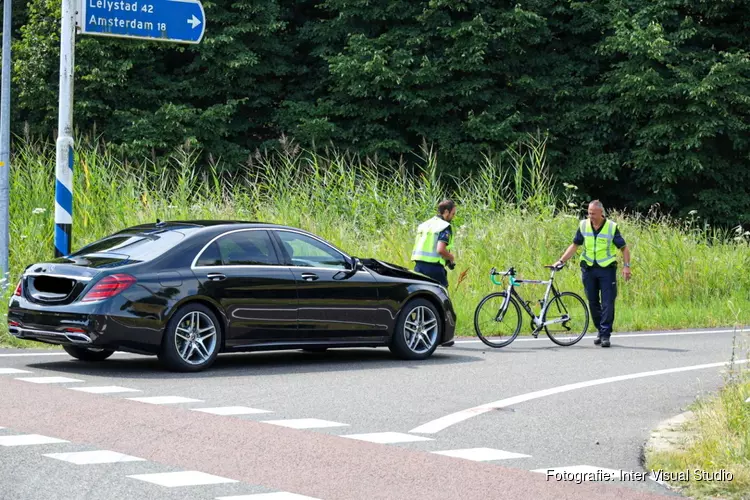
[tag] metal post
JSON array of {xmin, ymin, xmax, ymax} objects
[
  {"xmin": 54, "ymin": 0, "xmax": 76, "ymax": 257},
  {"xmin": 0, "ymin": 0, "xmax": 12, "ymax": 289}
]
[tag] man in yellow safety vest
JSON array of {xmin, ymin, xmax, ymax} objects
[
  {"xmin": 553, "ymin": 200, "xmax": 631, "ymax": 347},
  {"xmin": 411, "ymin": 199, "xmax": 457, "ymax": 288}
]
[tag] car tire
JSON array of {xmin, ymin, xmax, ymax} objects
[
  {"xmin": 159, "ymin": 303, "xmax": 222, "ymax": 372},
  {"xmin": 302, "ymin": 348, "xmax": 328, "ymax": 353},
  {"xmin": 63, "ymin": 345, "xmax": 115, "ymax": 362},
  {"xmin": 389, "ymin": 298, "xmax": 441, "ymax": 360}
]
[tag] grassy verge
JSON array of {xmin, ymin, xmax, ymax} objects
[
  {"xmin": 2, "ymin": 133, "xmax": 750, "ymax": 347},
  {"xmin": 645, "ymin": 329, "xmax": 750, "ymax": 499}
]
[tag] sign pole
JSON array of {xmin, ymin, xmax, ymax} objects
[
  {"xmin": 54, "ymin": 0, "xmax": 76, "ymax": 258},
  {"xmin": 0, "ymin": 0, "xmax": 12, "ymax": 287}
]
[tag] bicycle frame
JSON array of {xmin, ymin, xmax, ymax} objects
[{"xmin": 489, "ymin": 266, "xmax": 567, "ymax": 332}]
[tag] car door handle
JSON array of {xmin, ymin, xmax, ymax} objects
[
  {"xmin": 301, "ymin": 273, "xmax": 319, "ymax": 281},
  {"xmin": 206, "ymin": 273, "xmax": 226, "ymax": 281}
]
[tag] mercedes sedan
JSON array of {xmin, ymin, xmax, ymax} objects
[{"xmin": 7, "ymin": 221, "xmax": 456, "ymax": 371}]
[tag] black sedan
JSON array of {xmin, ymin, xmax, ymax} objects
[{"xmin": 7, "ymin": 221, "xmax": 456, "ymax": 371}]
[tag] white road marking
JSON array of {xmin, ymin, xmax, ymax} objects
[
  {"xmin": 342, "ymin": 432, "xmax": 433, "ymax": 444},
  {"xmin": 262, "ymin": 418, "xmax": 348, "ymax": 429},
  {"xmin": 433, "ymin": 448, "xmax": 531, "ymax": 461},
  {"xmin": 217, "ymin": 493, "xmax": 321, "ymax": 500},
  {"xmin": 126, "ymin": 396, "xmax": 203, "ymax": 405},
  {"xmin": 0, "ymin": 434, "xmax": 69, "ymax": 446},
  {"xmin": 44, "ymin": 450, "xmax": 146, "ymax": 464},
  {"xmin": 409, "ymin": 359, "xmax": 750, "ymax": 434},
  {"xmin": 70, "ymin": 386, "xmax": 142, "ymax": 394},
  {"xmin": 453, "ymin": 328, "xmax": 747, "ymax": 345},
  {"xmin": 15, "ymin": 376, "xmax": 84, "ymax": 384},
  {"xmin": 192, "ymin": 406, "xmax": 272, "ymax": 416},
  {"xmin": 128, "ymin": 471, "xmax": 238, "ymax": 487},
  {"xmin": 0, "ymin": 352, "xmax": 68, "ymax": 357},
  {"xmin": 0, "ymin": 368, "xmax": 32, "ymax": 374},
  {"xmin": 0, "ymin": 351, "xmax": 132, "ymax": 358},
  {"xmin": 533, "ymin": 465, "xmax": 622, "ymax": 477}
]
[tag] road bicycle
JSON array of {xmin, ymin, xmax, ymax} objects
[{"xmin": 473, "ymin": 263, "xmax": 589, "ymax": 348}]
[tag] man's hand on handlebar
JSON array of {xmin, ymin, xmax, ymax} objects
[{"xmin": 550, "ymin": 260, "xmax": 566, "ymax": 270}]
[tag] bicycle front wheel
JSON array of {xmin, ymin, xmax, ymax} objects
[
  {"xmin": 542, "ymin": 291, "xmax": 589, "ymax": 346},
  {"xmin": 474, "ymin": 292, "xmax": 522, "ymax": 348}
]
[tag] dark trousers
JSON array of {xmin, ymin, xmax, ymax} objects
[
  {"xmin": 581, "ymin": 265, "xmax": 617, "ymax": 338},
  {"xmin": 414, "ymin": 261, "xmax": 448, "ymax": 287}
]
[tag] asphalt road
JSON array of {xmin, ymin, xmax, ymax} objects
[{"xmin": 1, "ymin": 327, "xmax": 747, "ymax": 500}]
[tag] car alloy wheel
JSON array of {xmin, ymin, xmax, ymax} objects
[
  {"xmin": 403, "ymin": 305, "xmax": 439, "ymax": 354},
  {"xmin": 174, "ymin": 310, "xmax": 218, "ymax": 366}
]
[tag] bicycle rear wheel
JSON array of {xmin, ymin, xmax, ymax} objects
[
  {"xmin": 542, "ymin": 291, "xmax": 589, "ymax": 346},
  {"xmin": 474, "ymin": 292, "xmax": 522, "ymax": 348}
]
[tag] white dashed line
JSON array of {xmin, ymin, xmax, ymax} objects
[
  {"xmin": 0, "ymin": 352, "xmax": 68, "ymax": 357},
  {"xmin": 0, "ymin": 434, "xmax": 69, "ymax": 446},
  {"xmin": 128, "ymin": 471, "xmax": 238, "ymax": 487},
  {"xmin": 15, "ymin": 376, "xmax": 84, "ymax": 384},
  {"xmin": 217, "ymin": 493, "xmax": 322, "ymax": 500},
  {"xmin": 126, "ymin": 396, "xmax": 203, "ymax": 405},
  {"xmin": 192, "ymin": 406, "xmax": 272, "ymax": 416},
  {"xmin": 342, "ymin": 432, "xmax": 433, "ymax": 444},
  {"xmin": 433, "ymin": 448, "xmax": 531, "ymax": 461},
  {"xmin": 44, "ymin": 450, "xmax": 146, "ymax": 464},
  {"xmin": 262, "ymin": 418, "xmax": 348, "ymax": 429},
  {"xmin": 70, "ymin": 386, "xmax": 142, "ymax": 394},
  {"xmin": 0, "ymin": 368, "xmax": 33, "ymax": 374}
]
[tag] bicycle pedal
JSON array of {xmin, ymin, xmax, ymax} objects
[{"xmin": 532, "ymin": 332, "xmax": 539, "ymax": 338}]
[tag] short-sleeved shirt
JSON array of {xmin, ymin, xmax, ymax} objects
[
  {"xmin": 438, "ymin": 227, "xmax": 451, "ymax": 244},
  {"xmin": 573, "ymin": 219, "xmax": 626, "ymax": 267}
]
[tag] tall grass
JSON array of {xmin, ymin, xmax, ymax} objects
[
  {"xmin": 645, "ymin": 320, "xmax": 750, "ymax": 499},
  {"xmin": 2, "ymin": 132, "xmax": 749, "ymax": 347}
]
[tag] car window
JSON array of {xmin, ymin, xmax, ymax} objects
[
  {"xmin": 70, "ymin": 231, "xmax": 185, "ymax": 261},
  {"xmin": 276, "ymin": 231, "xmax": 348, "ymax": 269},
  {"xmin": 197, "ymin": 230, "xmax": 279, "ymax": 266},
  {"xmin": 195, "ymin": 241, "xmax": 222, "ymax": 266}
]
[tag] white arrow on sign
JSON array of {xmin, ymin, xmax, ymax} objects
[{"xmin": 187, "ymin": 15, "xmax": 201, "ymax": 29}]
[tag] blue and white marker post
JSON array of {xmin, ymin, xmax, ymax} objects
[
  {"xmin": 54, "ymin": 0, "xmax": 76, "ymax": 258},
  {"xmin": 53, "ymin": 0, "xmax": 206, "ymax": 257}
]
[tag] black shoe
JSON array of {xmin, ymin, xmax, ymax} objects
[
  {"xmin": 442, "ymin": 341, "xmax": 455, "ymax": 347},
  {"xmin": 594, "ymin": 337, "xmax": 602, "ymax": 345},
  {"xmin": 601, "ymin": 339, "xmax": 611, "ymax": 347}
]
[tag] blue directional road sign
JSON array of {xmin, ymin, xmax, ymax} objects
[{"xmin": 79, "ymin": 0, "xmax": 206, "ymax": 44}]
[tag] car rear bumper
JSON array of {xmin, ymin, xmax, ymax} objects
[
  {"xmin": 8, "ymin": 325, "xmax": 93, "ymax": 345},
  {"xmin": 7, "ymin": 297, "xmax": 165, "ymax": 355}
]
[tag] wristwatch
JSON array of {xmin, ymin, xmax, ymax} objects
[{"xmin": 624, "ymin": 263, "xmax": 631, "ymax": 268}]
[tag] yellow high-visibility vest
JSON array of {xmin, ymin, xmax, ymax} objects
[
  {"xmin": 411, "ymin": 216, "xmax": 454, "ymax": 265},
  {"xmin": 580, "ymin": 219, "xmax": 617, "ymax": 267}
]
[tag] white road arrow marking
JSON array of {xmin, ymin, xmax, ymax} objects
[{"xmin": 187, "ymin": 15, "xmax": 201, "ymax": 29}]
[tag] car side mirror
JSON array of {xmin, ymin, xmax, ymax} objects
[{"xmin": 348, "ymin": 256, "xmax": 364, "ymax": 271}]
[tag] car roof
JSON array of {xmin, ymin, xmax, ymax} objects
[{"xmin": 124, "ymin": 220, "xmax": 295, "ymax": 231}]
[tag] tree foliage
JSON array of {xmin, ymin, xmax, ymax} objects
[{"xmin": 9, "ymin": 0, "xmax": 750, "ymax": 224}]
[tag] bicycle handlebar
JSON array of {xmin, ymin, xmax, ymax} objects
[{"xmin": 489, "ymin": 263, "xmax": 565, "ymax": 285}]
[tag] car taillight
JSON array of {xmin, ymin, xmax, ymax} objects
[
  {"xmin": 81, "ymin": 274, "xmax": 136, "ymax": 302},
  {"xmin": 14, "ymin": 280, "xmax": 22, "ymax": 296}
]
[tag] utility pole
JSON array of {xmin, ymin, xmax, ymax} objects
[
  {"xmin": 54, "ymin": 0, "xmax": 76, "ymax": 257},
  {"xmin": 0, "ymin": 0, "xmax": 13, "ymax": 288}
]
